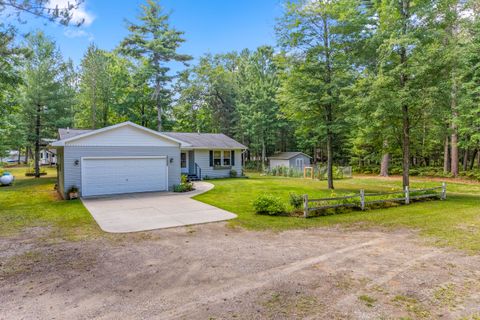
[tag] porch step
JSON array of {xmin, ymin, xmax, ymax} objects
[{"xmin": 187, "ymin": 174, "xmax": 200, "ymax": 182}]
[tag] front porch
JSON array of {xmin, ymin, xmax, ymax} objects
[{"xmin": 181, "ymin": 150, "xmax": 201, "ymax": 181}]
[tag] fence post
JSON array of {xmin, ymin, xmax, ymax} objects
[
  {"xmin": 405, "ymin": 186, "xmax": 410, "ymax": 205},
  {"xmin": 360, "ymin": 189, "xmax": 365, "ymax": 211},
  {"xmin": 441, "ymin": 182, "xmax": 447, "ymax": 200},
  {"xmin": 303, "ymin": 194, "xmax": 309, "ymax": 218}
]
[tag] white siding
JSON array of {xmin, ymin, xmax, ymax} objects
[
  {"xmin": 66, "ymin": 125, "xmax": 179, "ymax": 147},
  {"xmin": 56, "ymin": 147, "xmax": 65, "ymax": 198},
  {"xmin": 270, "ymin": 159, "xmax": 290, "ymax": 168},
  {"xmin": 194, "ymin": 149, "xmax": 243, "ymax": 179},
  {"xmin": 63, "ymin": 146, "xmax": 181, "ymax": 198}
]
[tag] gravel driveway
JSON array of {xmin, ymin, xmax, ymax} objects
[{"xmin": 1, "ymin": 224, "xmax": 480, "ymax": 319}]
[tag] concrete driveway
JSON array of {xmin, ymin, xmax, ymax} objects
[{"xmin": 81, "ymin": 182, "xmax": 236, "ymax": 233}]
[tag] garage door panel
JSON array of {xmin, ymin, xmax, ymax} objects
[{"xmin": 82, "ymin": 157, "xmax": 167, "ymax": 197}]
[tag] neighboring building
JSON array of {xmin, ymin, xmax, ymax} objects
[
  {"xmin": 0, "ymin": 150, "xmax": 25, "ymax": 164},
  {"xmin": 40, "ymin": 148, "xmax": 57, "ymax": 165},
  {"xmin": 269, "ymin": 152, "xmax": 312, "ymax": 169},
  {"xmin": 51, "ymin": 121, "xmax": 247, "ymax": 198}
]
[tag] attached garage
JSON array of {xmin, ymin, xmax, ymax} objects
[
  {"xmin": 81, "ymin": 156, "xmax": 168, "ymax": 197},
  {"xmin": 52, "ymin": 122, "xmax": 189, "ymax": 199}
]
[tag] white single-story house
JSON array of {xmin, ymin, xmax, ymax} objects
[
  {"xmin": 269, "ymin": 152, "xmax": 312, "ymax": 169},
  {"xmin": 51, "ymin": 121, "xmax": 247, "ymax": 198}
]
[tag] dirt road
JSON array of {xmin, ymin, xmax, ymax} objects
[{"xmin": 1, "ymin": 224, "xmax": 479, "ymax": 319}]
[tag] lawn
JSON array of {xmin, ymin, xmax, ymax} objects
[
  {"xmin": 0, "ymin": 166, "xmax": 101, "ymax": 240},
  {"xmin": 195, "ymin": 173, "xmax": 480, "ymax": 252},
  {"xmin": 2, "ymin": 167, "xmax": 480, "ymax": 252}
]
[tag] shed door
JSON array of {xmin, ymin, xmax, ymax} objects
[{"xmin": 81, "ymin": 157, "xmax": 168, "ymax": 197}]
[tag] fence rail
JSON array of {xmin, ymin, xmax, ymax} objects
[{"xmin": 303, "ymin": 183, "xmax": 447, "ymax": 218}]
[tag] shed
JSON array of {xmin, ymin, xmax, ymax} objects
[{"xmin": 269, "ymin": 152, "xmax": 312, "ymax": 169}]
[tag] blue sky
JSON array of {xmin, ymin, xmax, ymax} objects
[{"xmin": 12, "ymin": 0, "xmax": 284, "ymax": 67}]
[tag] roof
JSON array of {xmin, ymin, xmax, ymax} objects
[
  {"xmin": 58, "ymin": 128, "xmax": 93, "ymax": 140},
  {"xmin": 52, "ymin": 122, "xmax": 247, "ymax": 149},
  {"xmin": 52, "ymin": 122, "xmax": 189, "ymax": 147},
  {"xmin": 162, "ymin": 132, "xmax": 247, "ymax": 149},
  {"xmin": 269, "ymin": 152, "xmax": 312, "ymax": 160}
]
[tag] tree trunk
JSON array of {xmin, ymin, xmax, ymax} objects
[
  {"xmin": 380, "ymin": 153, "xmax": 390, "ymax": 177},
  {"xmin": 34, "ymin": 103, "xmax": 41, "ymax": 178},
  {"xmin": 402, "ymin": 103, "xmax": 410, "ymax": 188},
  {"xmin": 400, "ymin": 0, "xmax": 410, "ymax": 189},
  {"xmin": 17, "ymin": 146, "xmax": 21, "ymax": 165},
  {"xmin": 141, "ymin": 104, "xmax": 145, "ymax": 127},
  {"xmin": 450, "ymin": 126, "xmax": 458, "ymax": 177},
  {"xmin": 322, "ymin": 15, "xmax": 334, "ymax": 189},
  {"xmin": 462, "ymin": 148, "xmax": 468, "ymax": 171},
  {"xmin": 157, "ymin": 103, "xmax": 162, "ymax": 131},
  {"xmin": 261, "ymin": 139, "xmax": 266, "ymax": 172},
  {"xmin": 326, "ymin": 127, "xmax": 334, "ymax": 189},
  {"xmin": 450, "ymin": 33, "xmax": 459, "ymax": 177},
  {"xmin": 91, "ymin": 79, "xmax": 97, "ymax": 129},
  {"xmin": 443, "ymin": 135, "xmax": 450, "ymax": 173},
  {"xmin": 470, "ymin": 149, "xmax": 478, "ymax": 170},
  {"xmin": 25, "ymin": 146, "xmax": 29, "ymax": 165}
]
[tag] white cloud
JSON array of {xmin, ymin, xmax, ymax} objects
[
  {"xmin": 63, "ymin": 28, "xmax": 94, "ymax": 41},
  {"xmin": 48, "ymin": 0, "xmax": 95, "ymax": 26}
]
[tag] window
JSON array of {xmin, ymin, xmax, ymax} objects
[
  {"xmin": 180, "ymin": 152, "xmax": 187, "ymax": 168},
  {"xmin": 223, "ymin": 150, "xmax": 231, "ymax": 166},
  {"xmin": 40, "ymin": 153, "xmax": 43, "ymax": 159},
  {"xmin": 210, "ymin": 150, "xmax": 235, "ymax": 167},
  {"xmin": 214, "ymin": 151, "xmax": 222, "ymax": 166}
]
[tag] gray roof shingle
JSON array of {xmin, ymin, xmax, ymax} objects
[
  {"xmin": 57, "ymin": 128, "xmax": 247, "ymax": 149},
  {"xmin": 162, "ymin": 132, "xmax": 247, "ymax": 149},
  {"xmin": 269, "ymin": 152, "xmax": 311, "ymax": 160},
  {"xmin": 58, "ymin": 128, "xmax": 93, "ymax": 140}
]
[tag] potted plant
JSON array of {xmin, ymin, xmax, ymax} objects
[{"xmin": 68, "ymin": 186, "xmax": 79, "ymax": 200}]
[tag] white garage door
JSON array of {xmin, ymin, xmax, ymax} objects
[{"xmin": 81, "ymin": 156, "xmax": 168, "ymax": 197}]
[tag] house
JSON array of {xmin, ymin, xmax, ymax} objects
[
  {"xmin": 269, "ymin": 152, "xmax": 312, "ymax": 169},
  {"xmin": 51, "ymin": 121, "xmax": 247, "ymax": 198},
  {"xmin": 39, "ymin": 148, "xmax": 57, "ymax": 165}
]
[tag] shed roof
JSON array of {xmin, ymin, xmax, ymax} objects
[
  {"xmin": 269, "ymin": 152, "xmax": 312, "ymax": 160},
  {"xmin": 162, "ymin": 132, "xmax": 247, "ymax": 149}
]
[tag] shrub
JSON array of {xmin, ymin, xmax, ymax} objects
[
  {"xmin": 229, "ymin": 169, "xmax": 237, "ymax": 178},
  {"xmin": 173, "ymin": 183, "xmax": 194, "ymax": 192},
  {"xmin": 25, "ymin": 167, "xmax": 47, "ymax": 176},
  {"xmin": 174, "ymin": 174, "xmax": 194, "ymax": 192},
  {"xmin": 253, "ymin": 194, "xmax": 286, "ymax": 215},
  {"xmin": 289, "ymin": 193, "xmax": 303, "ymax": 209}
]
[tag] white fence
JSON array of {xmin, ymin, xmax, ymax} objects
[{"xmin": 303, "ymin": 183, "xmax": 446, "ymax": 218}]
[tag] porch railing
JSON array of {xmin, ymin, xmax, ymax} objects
[{"xmin": 194, "ymin": 162, "xmax": 202, "ymax": 180}]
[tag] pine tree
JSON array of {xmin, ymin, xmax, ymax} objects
[{"xmin": 120, "ymin": 0, "xmax": 191, "ymax": 131}]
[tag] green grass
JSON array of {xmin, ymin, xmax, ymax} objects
[
  {"xmin": 2, "ymin": 167, "xmax": 480, "ymax": 252},
  {"xmin": 194, "ymin": 173, "xmax": 480, "ymax": 252},
  {"xmin": 358, "ymin": 294, "xmax": 377, "ymax": 307},
  {"xmin": 0, "ymin": 166, "xmax": 101, "ymax": 240}
]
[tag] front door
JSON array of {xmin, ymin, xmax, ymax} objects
[{"xmin": 181, "ymin": 152, "xmax": 188, "ymax": 174}]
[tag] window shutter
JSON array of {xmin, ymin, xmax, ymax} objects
[
  {"xmin": 209, "ymin": 150, "xmax": 213, "ymax": 167},
  {"xmin": 231, "ymin": 150, "xmax": 235, "ymax": 166}
]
